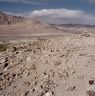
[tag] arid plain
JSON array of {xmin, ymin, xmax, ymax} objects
[{"xmin": 0, "ymin": 12, "xmax": 95, "ymax": 96}]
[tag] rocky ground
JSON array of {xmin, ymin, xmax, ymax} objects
[{"xmin": 0, "ymin": 33, "xmax": 95, "ymax": 96}]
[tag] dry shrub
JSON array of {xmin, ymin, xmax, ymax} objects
[{"xmin": 0, "ymin": 44, "xmax": 9, "ymax": 52}]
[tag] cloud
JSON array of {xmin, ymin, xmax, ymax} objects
[
  {"xmin": 0, "ymin": 0, "xmax": 43, "ymax": 5},
  {"xmin": 5, "ymin": 11, "xmax": 26, "ymax": 16},
  {"xmin": 30, "ymin": 8, "xmax": 95, "ymax": 25},
  {"xmin": 86, "ymin": 0, "xmax": 95, "ymax": 4},
  {"xmin": 5, "ymin": 8, "xmax": 95, "ymax": 25},
  {"xmin": 87, "ymin": 0, "xmax": 95, "ymax": 2}
]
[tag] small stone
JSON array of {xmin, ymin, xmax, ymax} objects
[
  {"xmin": 26, "ymin": 57, "xmax": 31, "ymax": 61},
  {"xmin": 5, "ymin": 57, "xmax": 8, "ymax": 62},
  {"xmin": 11, "ymin": 47, "xmax": 17, "ymax": 52},
  {"xmin": 66, "ymin": 86, "xmax": 76, "ymax": 91},
  {"xmin": 71, "ymin": 70, "xmax": 75, "ymax": 74},
  {"xmin": 4, "ymin": 63, "xmax": 8, "ymax": 68},
  {"xmin": 23, "ymin": 70, "xmax": 29, "ymax": 77},
  {"xmin": 55, "ymin": 61, "xmax": 61, "ymax": 66},
  {"xmin": 31, "ymin": 64, "xmax": 36, "ymax": 70},
  {"xmin": 45, "ymin": 91, "xmax": 53, "ymax": 96},
  {"xmin": 25, "ymin": 91, "xmax": 29, "ymax": 96},
  {"xmin": 32, "ymin": 89, "xmax": 35, "ymax": 92},
  {"xmin": 0, "ymin": 95, "xmax": 4, "ymax": 96},
  {"xmin": 0, "ymin": 72, "xmax": 3, "ymax": 75},
  {"xmin": 3, "ymin": 67, "xmax": 8, "ymax": 71},
  {"xmin": 81, "ymin": 32, "xmax": 91, "ymax": 37}
]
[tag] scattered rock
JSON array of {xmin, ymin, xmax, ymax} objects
[
  {"xmin": 66, "ymin": 86, "xmax": 76, "ymax": 91},
  {"xmin": 54, "ymin": 61, "xmax": 61, "ymax": 66},
  {"xmin": 25, "ymin": 91, "xmax": 29, "ymax": 96},
  {"xmin": 11, "ymin": 47, "xmax": 17, "ymax": 52},
  {"xmin": 0, "ymin": 35, "xmax": 95, "ymax": 96},
  {"xmin": 45, "ymin": 91, "xmax": 53, "ymax": 96},
  {"xmin": 4, "ymin": 63, "xmax": 8, "ymax": 68},
  {"xmin": 81, "ymin": 32, "xmax": 91, "ymax": 37}
]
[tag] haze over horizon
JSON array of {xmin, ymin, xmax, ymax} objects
[{"xmin": 0, "ymin": 0, "xmax": 95, "ymax": 25}]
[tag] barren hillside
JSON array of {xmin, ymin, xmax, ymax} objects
[
  {"xmin": 0, "ymin": 12, "xmax": 95, "ymax": 36},
  {"xmin": 0, "ymin": 11, "xmax": 26, "ymax": 25},
  {"xmin": 0, "ymin": 12, "xmax": 62, "ymax": 36}
]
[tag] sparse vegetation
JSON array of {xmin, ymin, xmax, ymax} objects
[{"xmin": 0, "ymin": 44, "xmax": 9, "ymax": 52}]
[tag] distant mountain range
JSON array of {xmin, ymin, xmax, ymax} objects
[
  {"xmin": 50, "ymin": 24, "xmax": 95, "ymax": 28},
  {"xmin": 0, "ymin": 11, "xmax": 95, "ymax": 28},
  {"xmin": 0, "ymin": 11, "xmax": 57, "ymax": 36},
  {"xmin": 0, "ymin": 11, "xmax": 26, "ymax": 25},
  {"xmin": 0, "ymin": 11, "xmax": 95, "ymax": 36}
]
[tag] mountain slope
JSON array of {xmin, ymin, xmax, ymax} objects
[
  {"xmin": 0, "ymin": 11, "xmax": 62, "ymax": 36},
  {"xmin": 0, "ymin": 11, "xmax": 26, "ymax": 25}
]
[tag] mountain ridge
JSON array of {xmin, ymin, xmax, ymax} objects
[{"xmin": 0, "ymin": 11, "xmax": 26, "ymax": 25}]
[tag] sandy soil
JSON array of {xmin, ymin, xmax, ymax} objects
[
  {"xmin": 0, "ymin": 21, "xmax": 63, "ymax": 36},
  {"xmin": 1, "ymin": 20, "xmax": 95, "ymax": 36},
  {"xmin": 0, "ymin": 33, "xmax": 95, "ymax": 96}
]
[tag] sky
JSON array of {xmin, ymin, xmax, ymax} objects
[{"xmin": 0, "ymin": 0, "xmax": 95, "ymax": 24}]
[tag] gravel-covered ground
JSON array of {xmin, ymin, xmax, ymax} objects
[{"xmin": 0, "ymin": 33, "xmax": 95, "ymax": 96}]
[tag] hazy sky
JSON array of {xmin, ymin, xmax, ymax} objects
[{"xmin": 0, "ymin": 0, "xmax": 95, "ymax": 24}]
